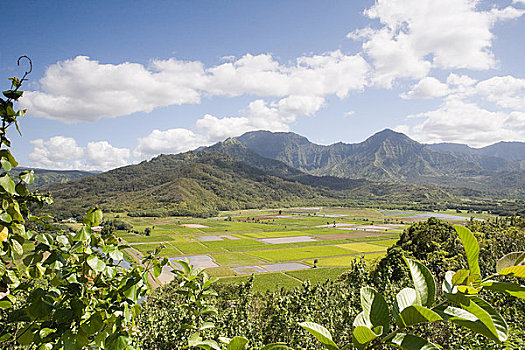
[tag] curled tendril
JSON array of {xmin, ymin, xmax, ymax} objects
[{"xmin": 17, "ymin": 56, "xmax": 32, "ymax": 82}]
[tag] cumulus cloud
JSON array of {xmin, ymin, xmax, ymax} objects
[
  {"xmin": 196, "ymin": 95, "xmax": 324, "ymax": 141},
  {"xmin": 20, "ymin": 51, "xmax": 368, "ymax": 123},
  {"xmin": 402, "ymin": 77, "xmax": 449, "ymax": 99},
  {"xmin": 21, "ymin": 56, "xmax": 205, "ymax": 123},
  {"xmin": 86, "ymin": 141, "xmax": 130, "ymax": 170},
  {"xmin": 349, "ymin": 0, "xmax": 525, "ymax": 87},
  {"xmin": 401, "ymin": 97, "xmax": 524, "ymax": 147},
  {"xmin": 29, "ymin": 136, "xmax": 130, "ymax": 170},
  {"xmin": 133, "ymin": 128, "xmax": 210, "ymax": 160}
]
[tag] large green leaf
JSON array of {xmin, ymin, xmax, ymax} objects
[
  {"xmin": 395, "ymin": 288, "xmax": 419, "ymax": 314},
  {"xmin": 389, "ymin": 333, "xmax": 440, "ymax": 350},
  {"xmin": 352, "ymin": 326, "xmax": 380, "ymax": 350},
  {"xmin": 299, "ymin": 322, "xmax": 338, "ymax": 350},
  {"xmin": 104, "ymin": 333, "xmax": 129, "ymax": 350},
  {"xmin": 404, "ymin": 258, "xmax": 436, "ymax": 307},
  {"xmin": 396, "ymin": 305, "xmax": 442, "ymax": 328},
  {"xmin": 498, "ymin": 265, "xmax": 525, "ymax": 279},
  {"xmin": 360, "ymin": 287, "xmax": 390, "ymax": 334},
  {"xmin": 73, "ymin": 226, "xmax": 91, "ymax": 242},
  {"xmin": 87, "ymin": 256, "xmax": 106, "ymax": 272},
  {"xmin": 496, "ymin": 252, "xmax": 525, "ymax": 273},
  {"xmin": 227, "ymin": 336, "xmax": 249, "ymax": 350},
  {"xmin": 0, "ymin": 174, "xmax": 16, "ymax": 195},
  {"xmin": 445, "ymin": 294, "xmax": 508, "ymax": 342},
  {"xmin": 481, "ymin": 280, "xmax": 525, "ymax": 299},
  {"xmin": 454, "ymin": 225, "xmax": 480, "ymax": 275}
]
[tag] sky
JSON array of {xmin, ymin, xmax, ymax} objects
[{"xmin": 2, "ymin": 0, "xmax": 525, "ymax": 171}]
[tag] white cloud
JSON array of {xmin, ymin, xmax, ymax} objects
[
  {"xmin": 21, "ymin": 56, "xmax": 205, "ymax": 123},
  {"xmin": 20, "ymin": 51, "xmax": 368, "ymax": 123},
  {"xmin": 86, "ymin": 141, "xmax": 130, "ymax": 170},
  {"xmin": 29, "ymin": 136, "xmax": 130, "ymax": 170},
  {"xmin": 344, "ymin": 111, "xmax": 355, "ymax": 117},
  {"xmin": 196, "ymin": 95, "xmax": 324, "ymax": 142},
  {"xmin": 29, "ymin": 136, "xmax": 84, "ymax": 169},
  {"xmin": 350, "ymin": 0, "xmax": 525, "ymax": 87},
  {"xmin": 402, "ymin": 77, "xmax": 449, "ymax": 99},
  {"xmin": 474, "ymin": 75, "xmax": 525, "ymax": 110},
  {"xmin": 402, "ymin": 97, "xmax": 524, "ymax": 147},
  {"xmin": 133, "ymin": 128, "xmax": 210, "ymax": 160}
]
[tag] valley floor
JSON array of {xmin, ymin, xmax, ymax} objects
[{"xmin": 102, "ymin": 207, "xmax": 489, "ymax": 291}]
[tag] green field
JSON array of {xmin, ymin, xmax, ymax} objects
[{"xmin": 117, "ymin": 206, "xmax": 487, "ymax": 290}]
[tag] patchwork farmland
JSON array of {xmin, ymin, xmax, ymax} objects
[{"xmin": 112, "ymin": 207, "xmax": 485, "ymax": 291}]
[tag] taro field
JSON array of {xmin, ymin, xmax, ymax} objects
[{"xmin": 113, "ymin": 207, "xmax": 485, "ymax": 291}]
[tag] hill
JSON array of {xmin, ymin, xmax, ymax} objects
[
  {"xmin": 11, "ymin": 167, "xmax": 96, "ymax": 187},
  {"xmin": 43, "ymin": 148, "xmax": 451, "ymax": 218}
]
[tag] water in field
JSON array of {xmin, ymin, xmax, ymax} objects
[{"xmin": 409, "ymin": 213, "xmax": 483, "ymax": 221}]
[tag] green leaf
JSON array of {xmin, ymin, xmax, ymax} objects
[
  {"xmin": 19, "ymin": 170, "xmax": 34, "ymax": 185},
  {"xmin": 498, "ymin": 265, "xmax": 525, "ymax": 278},
  {"xmin": 481, "ymin": 280, "xmax": 525, "ymax": 299},
  {"xmin": 105, "ymin": 333, "xmax": 129, "ymax": 350},
  {"xmin": 87, "ymin": 256, "xmax": 106, "ymax": 272},
  {"xmin": 85, "ymin": 208, "xmax": 103, "ymax": 227},
  {"xmin": 73, "ymin": 226, "xmax": 91, "ymax": 242},
  {"xmin": 352, "ymin": 326, "xmax": 380, "ymax": 350},
  {"xmin": 0, "ymin": 159, "xmax": 11, "ymax": 171},
  {"xmin": 445, "ymin": 293, "xmax": 508, "ymax": 342},
  {"xmin": 0, "ymin": 333, "xmax": 13, "ymax": 343},
  {"xmin": 188, "ymin": 333, "xmax": 220, "ymax": 350},
  {"xmin": 359, "ymin": 286, "xmax": 390, "ymax": 334},
  {"xmin": 404, "ymin": 258, "xmax": 436, "ymax": 307},
  {"xmin": 496, "ymin": 252, "xmax": 525, "ymax": 273},
  {"xmin": 389, "ymin": 333, "xmax": 440, "ymax": 350},
  {"xmin": 396, "ymin": 305, "xmax": 442, "ymax": 328},
  {"xmin": 0, "ymin": 174, "xmax": 16, "ymax": 195},
  {"xmin": 0, "ymin": 299, "xmax": 12, "ymax": 309},
  {"xmin": 299, "ymin": 322, "xmax": 339, "ymax": 350},
  {"xmin": 452, "ymin": 269, "xmax": 470, "ymax": 286},
  {"xmin": 227, "ymin": 336, "xmax": 249, "ymax": 350},
  {"xmin": 11, "ymin": 239, "xmax": 23, "ymax": 257},
  {"xmin": 3, "ymin": 90, "xmax": 23, "ymax": 100},
  {"xmin": 454, "ymin": 225, "xmax": 480, "ymax": 275},
  {"xmin": 395, "ymin": 288, "xmax": 419, "ymax": 313}
]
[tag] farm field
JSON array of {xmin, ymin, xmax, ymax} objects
[{"xmin": 114, "ymin": 206, "xmax": 486, "ymax": 290}]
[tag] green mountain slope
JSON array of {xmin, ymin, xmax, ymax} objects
[
  {"xmin": 43, "ymin": 149, "xmax": 451, "ymax": 218},
  {"xmin": 236, "ymin": 129, "xmax": 525, "ymax": 196},
  {"xmin": 11, "ymin": 167, "xmax": 96, "ymax": 187}
]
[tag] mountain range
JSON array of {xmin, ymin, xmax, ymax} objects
[
  {"xmin": 234, "ymin": 129, "xmax": 525, "ymax": 195},
  {"xmin": 34, "ymin": 129, "xmax": 525, "ymax": 218}
]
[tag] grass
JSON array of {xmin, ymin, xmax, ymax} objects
[
  {"xmin": 315, "ymin": 255, "xmax": 363, "ymax": 267},
  {"xmin": 122, "ymin": 234, "xmax": 175, "ymax": 243},
  {"xmin": 370, "ymin": 239, "xmax": 399, "ymax": 247},
  {"xmin": 212, "ymin": 252, "xmax": 268, "ymax": 267},
  {"xmin": 171, "ymin": 242, "xmax": 215, "ymax": 254},
  {"xmin": 217, "ymin": 272, "xmax": 302, "ymax": 291},
  {"xmin": 336, "ymin": 242, "xmax": 387, "ymax": 253},
  {"xmin": 205, "ymin": 266, "xmax": 237, "ymax": 277},
  {"xmin": 202, "ymin": 238, "xmax": 267, "ymax": 251},
  {"xmin": 245, "ymin": 245, "xmax": 352, "ymax": 262},
  {"xmin": 285, "ymin": 267, "xmax": 348, "ymax": 284}
]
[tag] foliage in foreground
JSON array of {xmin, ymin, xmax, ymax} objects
[
  {"xmin": 0, "ymin": 60, "xmax": 167, "ymax": 349},
  {"xmin": 137, "ymin": 220, "xmax": 525, "ymax": 349}
]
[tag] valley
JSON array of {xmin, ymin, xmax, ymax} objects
[{"xmin": 97, "ymin": 206, "xmax": 490, "ymax": 291}]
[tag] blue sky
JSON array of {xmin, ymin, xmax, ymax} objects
[{"xmin": 2, "ymin": 0, "xmax": 525, "ymax": 170}]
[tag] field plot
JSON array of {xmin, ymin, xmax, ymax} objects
[{"xmin": 117, "ymin": 206, "xmax": 487, "ymax": 290}]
